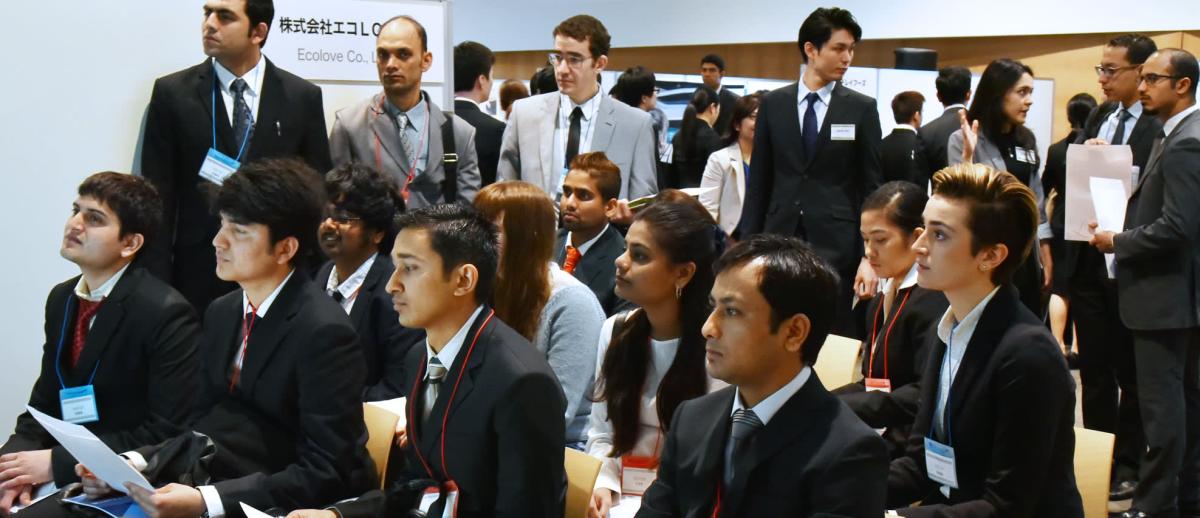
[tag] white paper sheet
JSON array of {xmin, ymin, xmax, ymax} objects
[
  {"xmin": 240, "ymin": 502, "xmax": 276, "ymax": 518},
  {"xmin": 1090, "ymin": 177, "xmax": 1128, "ymax": 279},
  {"xmin": 26, "ymin": 406, "xmax": 153, "ymax": 494},
  {"xmin": 1065, "ymin": 144, "xmax": 1134, "ymax": 241}
]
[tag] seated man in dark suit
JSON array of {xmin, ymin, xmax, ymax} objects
[
  {"xmin": 881, "ymin": 91, "xmax": 933, "ymax": 188},
  {"xmin": 0, "ymin": 173, "xmax": 200, "ymax": 512},
  {"xmin": 293, "ymin": 203, "xmax": 566, "ymax": 518},
  {"xmin": 636, "ymin": 234, "xmax": 889, "ymax": 518},
  {"xmin": 70, "ymin": 159, "xmax": 374, "ymax": 518},
  {"xmin": 453, "ymin": 41, "xmax": 506, "ymax": 187},
  {"xmin": 317, "ymin": 163, "xmax": 424, "ymax": 401},
  {"xmin": 556, "ymin": 152, "xmax": 634, "ymax": 316}
]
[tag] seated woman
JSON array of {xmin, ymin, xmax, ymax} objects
[
  {"xmin": 833, "ymin": 181, "xmax": 947, "ymax": 459},
  {"xmin": 586, "ymin": 191, "xmax": 726, "ymax": 518},
  {"xmin": 887, "ymin": 163, "xmax": 1082, "ymax": 517},
  {"xmin": 474, "ymin": 181, "xmax": 606, "ymax": 448}
]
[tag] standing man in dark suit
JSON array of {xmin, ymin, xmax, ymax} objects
[
  {"xmin": 881, "ymin": 91, "xmax": 932, "ymax": 187},
  {"xmin": 918, "ymin": 67, "xmax": 971, "ymax": 175},
  {"xmin": 454, "ymin": 41, "xmax": 506, "ymax": 188},
  {"xmin": 1067, "ymin": 34, "xmax": 1160, "ymax": 503},
  {"xmin": 316, "ymin": 164, "xmax": 424, "ymax": 401},
  {"xmin": 555, "ymin": 152, "xmax": 633, "ymax": 316},
  {"xmin": 1091, "ymin": 48, "xmax": 1200, "ymax": 518},
  {"xmin": 700, "ymin": 54, "xmax": 740, "ymax": 138},
  {"xmin": 0, "ymin": 174, "xmax": 200, "ymax": 512},
  {"xmin": 636, "ymin": 234, "xmax": 888, "ymax": 518},
  {"xmin": 141, "ymin": 0, "xmax": 333, "ymax": 312},
  {"xmin": 738, "ymin": 7, "xmax": 883, "ymax": 336}
]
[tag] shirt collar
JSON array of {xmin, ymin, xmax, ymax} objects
[
  {"xmin": 212, "ymin": 55, "xmax": 266, "ymax": 97},
  {"xmin": 944, "ymin": 104, "xmax": 966, "ymax": 112},
  {"xmin": 893, "ymin": 124, "xmax": 918, "ymax": 133},
  {"xmin": 74, "ymin": 263, "xmax": 131, "ymax": 302},
  {"xmin": 730, "ymin": 366, "xmax": 811, "ymax": 425},
  {"xmin": 425, "ymin": 305, "xmax": 485, "ymax": 378},
  {"xmin": 567, "ymin": 224, "xmax": 610, "ymax": 256},
  {"xmin": 936, "ymin": 286, "xmax": 1001, "ymax": 344},
  {"xmin": 1163, "ymin": 105, "xmax": 1199, "ymax": 138},
  {"xmin": 879, "ymin": 262, "xmax": 920, "ymax": 294},
  {"xmin": 560, "ymin": 88, "xmax": 602, "ymax": 121},
  {"xmin": 242, "ymin": 269, "xmax": 295, "ymax": 318},
  {"xmin": 798, "ymin": 79, "xmax": 836, "ymax": 107},
  {"xmin": 1115, "ymin": 100, "xmax": 1144, "ymax": 120},
  {"xmin": 384, "ymin": 94, "xmax": 430, "ymax": 129},
  {"xmin": 326, "ymin": 254, "xmax": 377, "ymax": 300}
]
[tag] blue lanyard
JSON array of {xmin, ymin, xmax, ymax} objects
[
  {"xmin": 212, "ymin": 80, "xmax": 254, "ymax": 162},
  {"xmin": 54, "ymin": 297, "xmax": 102, "ymax": 390},
  {"xmin": 931, "ymin": 322, "xmax": 958, "ymax": 445}
]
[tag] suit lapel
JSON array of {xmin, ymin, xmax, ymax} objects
[
  {"xmin": 246, "ymin": 59, "xmax": 283, "ymax": 159},
  {"xmin": 236, "ymin": 275, "xmax": 307, "ymax": 396},
  {"xmin": 729, "ymin": 145, "xmax": 745, "ymax": 201},
  {"xmin": 417, "ymin": 308, "xmax": 494, "ymax": 463},
  {"xmin": 944, "ymin": 286, "xmax": 1018, "ymax": 429},
  {"xmin": 777, "ymin": 83, "xmax": 805, "ymax": 174},
  {"xmin": 368, "ymin": 92, "xmax": 406, "ymax": 170},
  {"xmin": 1133, "ymin": 135, "xmax": 1165, "ymax": 197},
  {"xmin": 210, "ymin": 293, "xmax": 245, "ymax": 390},
  {"xmin": 538, "ymin": 95, "xmax": 558, "ymax": 192},
  {"xmin": 71, "ymin": 271, "xmax": 139, "ymax": 381},
  {"xmin": 591, "ymin": 97, "xmax": 617, "ymax": 154},
  {"xmin": 806, "ymin": 83, "xmax": 844, "ymax": 168},
  {"xmin": 697, "ymin": 392, "xmax": 733, "ymax": 516},
  {"xmin": 347, "ymin": 254, "xmax": 388, "ymax": 331},
  {"xmin": 554, "ymin": 230, "xmax": 568, "ymax": 265},
  {"xmin": 577, "ymin": 227, "xmax": 618, "ymax": 288},
  {"xmin": 195, "ymin": 60, "xmax": 236, "ymax": 154}
]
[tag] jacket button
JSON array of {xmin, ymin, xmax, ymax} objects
[{"xmin": 794, "ymin": 201, "xmax": 801, "ymax": 207}]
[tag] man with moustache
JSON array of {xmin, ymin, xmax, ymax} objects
[{"xmin": 554, "ymin": 152, "xmax": 634, "ymax": 316}]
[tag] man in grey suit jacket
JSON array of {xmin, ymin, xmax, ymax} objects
[
  {"xmin": 497, "ymin": 15, "xmax": 657, "ymax": 204},
  {"xmin": 1090, "ymin": 49, "xmax": 1200, "ymax": 518},
  {"xmin": 329, "ymin": 16, "xmax": 480, "ymax": 209}
]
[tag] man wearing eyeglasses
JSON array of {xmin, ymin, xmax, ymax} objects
[
  {"xmin": 497, "ymin": 14, "xmax": 658, "ymax": 219},
  {"xmin": 1090, "ymin": 47, "xmax": 1200, "ymax": 518},
  {"xmin": 1067, "ymin": 33, "xmax": 1161, "ymax": 504}
]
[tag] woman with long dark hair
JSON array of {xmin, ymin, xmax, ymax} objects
[
  {"xmin": 585, "ymin": 191, "xmax": 725, "ymax": 517},
  {"xmin": 667, "ymin": 85, "xmax": 724, "ymax": 189},
  {"xmin": 699, "ymin": 92, "xmax": 761, "ymax": 235},
  {"xmin": 948, "ymin": 58, "xmax": 1053, "ymax": 315}
]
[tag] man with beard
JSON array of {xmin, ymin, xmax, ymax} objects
[{"xmin": 554, "ymin": 152, "xmax": 634, "ymax": 316}]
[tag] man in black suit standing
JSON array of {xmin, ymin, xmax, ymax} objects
[
  {"xmin": 918, "ymin": 67, "xmax": 971, "ymax": 174},
  {"xmin": 555, "ymin": 152, "xmax": 633, "ymax": 316},
  {"xmin": 881, "ymin": 90, "xmax": 932, "ymax": 187},
  {"xmin": 141, "ymin": 0, "xmax": 332, "ymax": 312},
  {"xmin": 700, "ymin": 54, "xmax": 740, "ymax": 138},
  {"xmin": 0, "ymin": 174, "xmax": 200, "ymax": 512},
  {"xmin": 1091, "ymin": 48, "xmax": 1200, "ymax": 518},
  {"xmin": 454, "ymin": 41, "xmax": 506, "ymax": 187},
  {"xmin": 636, "ymin": 234, "xmax": 888, "ymax": 517},
  {"xmin": 1068, "ymin": 34, "xmax": 1160, "ymax": 502},
  {"xmin": 739, "ymin": 7, "xmax": 883, "ymax": 336},
  {"xmin": 316, "ymin": 164, "xmax": 424, "ymax": 401}
]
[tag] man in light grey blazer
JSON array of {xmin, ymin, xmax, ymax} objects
[
  {"xmin": 497, "ymin": 15, "xmax": 657, "ymax": 203},
  {"xmin": 329, "ymin": 15, "xmax": 480, "ymax": 209}
]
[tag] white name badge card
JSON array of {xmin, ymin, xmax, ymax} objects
[
  {"xmin": 831, "ymin": 124, "xmax": 856, "ymax": 141},
  {"xmin": 924, "ymin": 437, "xmax": 959, "ymax": 489},
  {"xmin": 199, "ymin": 148, "xmax": 240, "ymax": 186},
  {"xmin": 60, "ymin": 385, "xmax": 99, "ymax": 425},
  {"xmin": 620, "ymin": 466, "xmax": 657, "ymax": 496}
]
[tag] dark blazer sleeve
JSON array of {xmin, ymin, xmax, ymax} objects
[
  {"xmin": 635, "ymin": 404, "xmax": 685, "ymax": 518},
  {"xmin": 494, "ymin": 370, "xmax": 567, "ymax": 518},
  {"xmin": 1114, "ymin": 136, "xmax": 1200, "ymax": 261},
  {"xmin": 299, "ymin": 84, "xmax": 332, "ymax": 174},
  {"xmin": 810, "ymin": 424, "xmax": 890, "ymax": 517},
  {"xmin": 140, "ymin": 79, "xmax": 178, "ymax": 282},
  {"xmin": 738, "ymin": 93, "xmax": 775, "ymax": 236}
]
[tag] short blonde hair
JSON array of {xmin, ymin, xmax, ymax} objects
[{"xmin": 931, "ymin": 163, "xmax": 1037, "ymax": 285}]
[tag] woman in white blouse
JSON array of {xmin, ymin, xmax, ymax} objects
[
  {"xmin": 699, "ymin": 93, "xmax": 761, "ymax": 235},
  {"xmin": 586, "ymin": 191, "xmax": 726, "ymax": 518}
]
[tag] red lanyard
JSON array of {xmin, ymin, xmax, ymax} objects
[
  {"xmin": 867, "ymin": 289, "xmax": 912, "ymax": 380},
  {"xmin": 406, "ymin": 310, "xmax": 495, "ymax": 481},
  {"xmin": 229, "ymin": 303, "xmax": 259, "ymax": 393},
  {"xmin": 711, "ymin": 483, "xmax": 722, "ymax": 518},
  {"xmin": 372, "ymin": 96, "xmax": 429, "ymax": 203}
]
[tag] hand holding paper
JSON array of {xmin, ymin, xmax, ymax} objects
[{"xmin": 26, "ymin": 406, "xmax": 152, "ymax": 495}]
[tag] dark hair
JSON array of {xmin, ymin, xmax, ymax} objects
[
  {"xmin": 935, "ymin": 67, "xmax": 972, "ymax": 105},
  {"xmin": 967, "ymin": 59, "xmax": 1037, "ymax": 151},
  {"xmin": 933, "ymin": 163, "xmax": 1038, "ymax": 285},
  {"xmin": 245, "ymin": 0, "xmax": 274, "ymax": 48},
  {"xmin": 324, "ymin": 163, "xmax": 405, "ymax": 253},
  {"xmin": 553, "ymin": 14, "xmax": 611, "ymax": 59},
  {"xmin": 1108, "ymin": 34, "xmax": 1158, "ymax": 66},
  {"xmin": 700, "ymin": 54, "xmax": 726, "ymax": 72},
  {"xmin": 891, "ymin": 90, "xmax": 926, "ymax": 124},
  {"xmin": 675, "ymin": 85, "xmax": 720, "ymax": 163},
  {"xmin": 1066, "ymin": 93, "xmax": 1098, "ymax": 130},
  {"xmin": 382, "ymin": 15, "xmax": 427, "ymax": 52},
  {"xmin": 394, "ymin": 203, "xmax": 499, "ymax": 305},
  {"xmin": 713, "ymin": 234, "xmax": 839, "ymax": 365},
  {"xmin": 725, "ymin": 92, "xmax": 762, "ymax": 146},
  {"xmin": 78, "ymin": 172, "xmax": 163, "ymax": 249},
  {"xmin": 216, "ymin": 158, "xmax": 325, "ymax": 268},
  {"xmin": 1162, "ymin": 48, "xmax": 1199, "ymax": 97},
  {"xmin": 796, "ymin": 7, "xmax": 862, "ymax": 63},
  {"xmin": 569, "ymin": 152, "xmax": 622, "ymax": 201},
  {"xmin": 613, "ymin": 66, "xmax": 657, "ymax": 109},
  {"xmin": 862, "ymin": 181, "xmax": 928, "ymax": 236},
  {"xmin": 530, "ymin": 66, "xmax": 558, "ymax": 95},
  {"xmin": 453, "ymin": 41, "xmax": 495, "ymax": 93},
  {"xmin": 595, "ymin": 191, "xmax": 718, "ymax": 456},
  {"xmin": 499, "ymin": 79, "xmax": 530, "ymax": 112}
]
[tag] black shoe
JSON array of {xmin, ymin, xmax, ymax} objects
[
  {"xmin": 1110, "ymin": 480, "xmax": 1137, "ymax": 501},
  {"xmin": 1116, "ymin": 509, "xmax": 1149, "ymax": 518}
]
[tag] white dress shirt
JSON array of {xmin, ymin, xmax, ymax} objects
[
  {"xmin": 72, "ymin": 264, "xmax": 130, "ymax": 328},
  {"xmin": 325, "ymin": 254, "xmax": 377, "ymax": 314},
  {"xmin": 1098, "ymin": 101, "xmax": 1143, "ymax": 145},
  {"xmin": 212, "ymin": 56, "xmax": 265, "ymax": 128},
  {"xmin": 1163, "ymin": 105, "xmax": 1200, "ymax": 138},
  {"xmin": 566, "ymin": 223, "xmax": 610, "ymax": 257},
  {"xmin": 424, "ymin": 305, "xmax": 485, "ymax": 381},
  {"xmin": 795, "ymin": 79, "xmax": 837, "ymax": 135},
  {"xmin": 383, "ymin": 96, "xmax": 432, "ymax": 178},
  {"xmin": 932, "ymin": 286, "xmax": 1001, "ymax": 440},
  {"xmin": 725, "ymin": 366, "xmax": 811, "ymax": 472},
  {"xmin": 552, "ymin": 89, "xmax": 603, "ymax": 192}
]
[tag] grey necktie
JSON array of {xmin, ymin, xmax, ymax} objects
[
  {"xmin": 724, "ymin": 409, "xmax": 763, "ymax": 485},
  {"xmin": 1111, "ymin": 109, "xmax": 1132, "ymax": 146},
  {"xmin": 395, "ymin": 112, "xmax": 416, "ymax": 167},
  {"xmin": 421, "ymin": 357, "xmax": 448, "ymax": 422},
  {"xmin": 230, "ymin": 78, "xmax": 254, "ymax": 154}
]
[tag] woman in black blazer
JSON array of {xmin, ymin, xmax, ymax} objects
[
  {"xmin": 834, "ymin": 182, "xmax": 947, "ymax": 459},
  {"xmin": 887, "ymin": 164, "xmax": 1082, "ymax": 517},
  {"xmin": 667, "ymin": 85, "xmax": 724, "ymax": 189}
]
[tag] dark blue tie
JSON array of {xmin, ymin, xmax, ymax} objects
[
  {"xmin": 802, "ymin": 92, "xmax": 820, "ymax": 159},
  {"xmin": 230, "ymin": 78, "xmax": 254, "ymax": 156}
]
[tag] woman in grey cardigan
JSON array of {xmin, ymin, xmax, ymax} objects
[{"xmin": 947, "ymin": 58, "xmax": 1053, "ymax": 316}]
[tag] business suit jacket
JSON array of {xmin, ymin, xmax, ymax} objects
[
  {"xmin": 1, "ymin": 267, "xmax": 201, "ymax": 485},
  {"xmin": 918, "ymin": 106, "xmax": 964, "ymax": 175},
  {"xmin": 141, "ymin": 58, "xmax": 332, "ymax": 311},
  {"xmin": 330, "ymin": 92, "xmax": 481, "ymax": 210},
  {"xmin": 315, "ymin": 254, "xmax": 425, "ymax": 401},
  {"xmin": 497, "ymin": 92, "xmax": 659, "ymax": 200},
  {"xmin": 139, "ymin": 273, "xmax": 373, "ymax": 516},
  {"xmin": 454, "ymin": 99, "xmax": 505, "ymax": 187},
  {"xmin": 333, "ymin": 308, "xmax": 567, "ymax": 518},
  {"xmin": 739, "ymin": 82, "xmax": 883, "ymax": 275},
  {"xmin": 699, "ymin": 143, "xmax": 746, "ymax": 235},
  {"xmin": 636, "ymin": 373, "xmax": 889, "ymax": 518},
  {"xmin": 880, "ymin": 127, "xmax": 932, "ymax": 187},
  {"xmin": 714, "ymin": 86, "xmax": 741, "ymax": 138},
  {"xmin": 668, "ymin": 122, "xmax": 724, "ymax": 189},
  {"xmin": 1113, "ymin": 110, "xmax": 1200, "ymax": 331},
  {"xmin": 888, "ymin": 286, "xmax": 1083, "ymax": 518},
  {"xmin": 554, "ymin": 227, "xmax": 634, "ymax": 317}
]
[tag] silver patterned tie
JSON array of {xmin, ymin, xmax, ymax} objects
[
  {"xmin": 421, "ymin": 357, "xmax": 447, "ymax": 422},
  {"xmin": 395, "ymin": 112, "xmax": 415, "ymax": 166}
]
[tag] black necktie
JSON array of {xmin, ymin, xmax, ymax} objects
[
  {"xmin": 1111, "ymin": 109, "xmax": 1132, "ymax": 146},
  {"xmin": 724, "ymin": 409, "xmax": 763, "ymax": 485},
  {"xmin": 230, "ymin": 78, "xmax": 254, "ymax": 154},
  {"xmin": 565, "ymin": 107, "xmax": 583, "ymax": 168},
  {"xmin": 802, "ymin": 92, "xmax": 820, "ymax": 159}
]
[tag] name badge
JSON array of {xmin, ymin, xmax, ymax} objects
[
  {"xmin": 865, "ymin": 378, "xmax": 892, "ymax": 393},
  {"xmin": 417, "ymin": 481, "xmax": 460, "ymax": 518},
  {"xmin": 831, "ymin": 124, "xmax": 856, "ymax": 141},
  {"xmin": 620, "ymin": 455, "xmax": 659, "ymax": 496},
  {"xmin": 60, "ymin": 385, "xmax": 99, "ymax": 425},
  {"xmin": 199, "ymin": 148, "xmax": 240, "ymax": 186},
  {"xmin": 924, "ymin": 437, "xmax": 959, "ymax": 489},
  {"xmin": 1014, "ymin": 147, "xmax": 1035, "ymax": 164}
]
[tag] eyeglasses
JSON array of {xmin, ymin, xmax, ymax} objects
[
  {"xmin": 325, "ymin": 208, "xmax": 362, "ymax": 224},
  {"xmin": 1139, "ymin": 73, "xmax": 1184, "ymax": 85},
  {"xmin": 548, "ymin": 52, "xmax": 592, "ymax": 70},
  {"xmin": 1094, "ymin": 64, "xmax": 1138, "ymax": 78}
]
